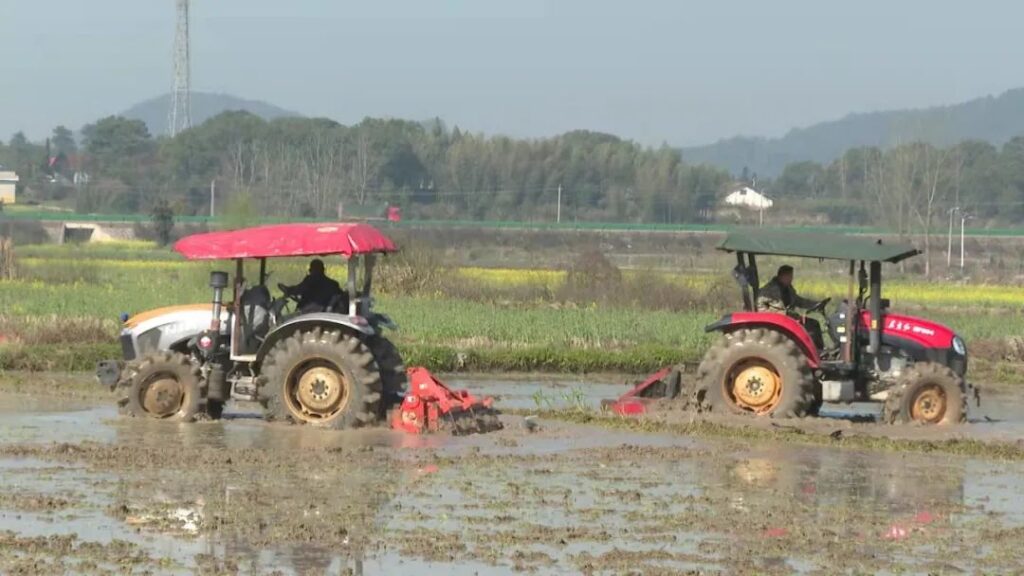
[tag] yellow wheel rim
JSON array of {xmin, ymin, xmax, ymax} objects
[
  {"xmin": 141, "ymin": 377, "xmax": 185, "ymax": 418},
  {"xmin": 285, "ymin": 361, "xmax": 350, "ymax": 423},
  {"xmin": 725, "ymin": 358, "xmax": 783, "ymax": 414},
  {"xmin": 910, "ymin": 384, "xmax": 947, "ymax": 424}
]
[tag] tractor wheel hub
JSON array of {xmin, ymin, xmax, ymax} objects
[
  {"xmin": 729, "ymin": 361, "xmax": 782, "ymax": 413},
  {"xmin": 910, "ymin": 385, "xmax": 947, "ymax": 423},
  {"xmin": 142, "ymin": 378, "xmax": 184, "ymax": 417},
  {"xmin": 295, "ymin": 366, "xmax": 347, "ymax": 415}
]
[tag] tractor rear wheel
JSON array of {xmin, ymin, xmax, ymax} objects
[
  {"xmin": 367, "ymin": 336, "xmax": 407, "ymax": 414},
  {"xmin": 883, "ymin": 362, "xmax": 966, "ymax": 425},
  {"xmin": 259, "ymin": 328, "xmax": 382, "ymax": 429},
  {"xmin": 120, "ymin": 352, "xmax": 203, "ymax": 422},
  {"xmin": 697, "ymin": 328, "xmax": 816, "ymax": 418}
]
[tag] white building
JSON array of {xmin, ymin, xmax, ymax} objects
[
  {"xmin": 0, "ymin": 169, "xmax": 18, "ymax": 204},
  {"xmin": 724, "ymin": 186, "xmax": 773, "ymax": 210}
]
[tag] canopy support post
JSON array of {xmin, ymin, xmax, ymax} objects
[
  {"xmin": 232, "ymin": 258, "xmax": 244, "ymax": 358},
  {"xmin": 868, "ymin": 261, "xmax": 882, "ymax": 354},
  {"xmin": 347, "ymin": 258, "xmax": 358, "ymax": 317},
  {"xmin": 736, "ymin": 252, "xmax": 752, "ymax": 312},
  {"xmin": 843, "ymin": 260, "xmax": 855, "ymax": 364},
  {"xmin": 748, "ymin": 253, "xmax": 759, "ymax": 309}
]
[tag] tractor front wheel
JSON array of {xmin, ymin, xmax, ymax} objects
[
  {"xmin": 697, "ymin": 328, "xmax": 816, "ymax": 418},
  {"xmin": 883, "ymin": 363, "xmax": 966, "ymax": 425},
  {"xmin": 120, "ymin": 352, "xmax": 203, "ymax": 422},
  {"xmin": 259, "ymin": 329, "xmax": 382, "ymax": 429}
]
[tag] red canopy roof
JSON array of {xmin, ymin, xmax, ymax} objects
[{"xmin": 173, "ymin": 222, "xmax": 398, "ymax": 260}]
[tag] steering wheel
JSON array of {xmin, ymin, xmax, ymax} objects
[
  {"xmin": 808, "ymin": 297, "xmax": 831, "ymax": 314},
  {"xmin": 277, "ymin": 282, "xmax": 300, "ymax": 303}
]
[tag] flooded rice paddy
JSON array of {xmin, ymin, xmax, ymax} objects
[{"xmin": 0, "ymin": 376, "xmax": 1022, "ymax": 575}]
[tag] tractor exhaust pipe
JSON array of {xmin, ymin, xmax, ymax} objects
[
  {"xmin": 209, "ymin": 271, "xmax": 229, "ymax": 331},
  {"xmin": 205, "ymin": 271, "xmax": 231, "ymax": 403},
  {"xmin": 869, "ymin": 261, "xmax": 882, "ymax": 354}
]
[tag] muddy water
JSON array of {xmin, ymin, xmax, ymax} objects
[
  {"xmin": 0, "ymin": 378, "xmax": 1022, "ymax": 574},
  {"xmin": 462, "ymin": 374, "xmax": 1024, "ymax": 441}
]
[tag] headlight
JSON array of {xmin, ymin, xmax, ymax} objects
[{"xmin": 952, "ymin": 336, "xmax": 967, "ymax": 356}]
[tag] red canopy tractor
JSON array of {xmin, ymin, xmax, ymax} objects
[
  {"xmin": 610, "ymin": 230, "xmax": 973, "ymax": 425},
  {"xmin": 97, "ymin": 222, "xmax": 497, "ymax": 433}
]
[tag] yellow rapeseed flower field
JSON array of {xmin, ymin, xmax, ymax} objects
[{"xmin": 457, "ymin": 267, "xmax": 1024, "ymax": 308}]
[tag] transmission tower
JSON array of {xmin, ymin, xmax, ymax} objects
[{"xmin": 169, "ymin": 0, "xmax": 192, "ymax": 137}]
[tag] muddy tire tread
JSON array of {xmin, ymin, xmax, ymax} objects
[
  {"xmin": 117, "ymin": 351, "xmax": 205, "ymax": 422},
  {"xmin": 883, "ymin": 362, "xmax": 967, "ymax": 425},
  {"xmin": 368, "ymin": 336, "xmax": 408, "ymax": 414},
  {"xmin": 258, "ymin": 330, "xmax": 382, "ymax": 429},
  {"xmin": 694, "ymin": 328, "xmax": 816, "ymax": 419}
]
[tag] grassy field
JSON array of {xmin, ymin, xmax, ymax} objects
[{"xmin": 0, "ymin": 240, "xmax": 1021, "ymax": 374}]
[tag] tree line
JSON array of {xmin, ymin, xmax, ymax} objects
[
  {"xmin": 1, "ymin": 112, "xmax": 1023, "ymax": 243},
  {"xmin": 0, "ymin": 113, "xmax": 729, "ymax": 224}
]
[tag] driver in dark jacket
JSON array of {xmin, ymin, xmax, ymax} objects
[
  {"xmin": 758, "ymin": 265, "xmax": 827, "ymax": 350},
  {"xmin": 279, "ymin": 259, "xmax": 345, "ymax": 312}
]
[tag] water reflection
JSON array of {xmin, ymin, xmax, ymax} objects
[{"xmin": 724, "ymin": 447, "xmax": 965, "ymax": 514}]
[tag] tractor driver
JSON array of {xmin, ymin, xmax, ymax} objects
[
  {"xmin": 758, "ymin": 265, "xmax": 828, "ymax": 351},
  {"xmin": 279, "ymin": 259, "xmax": 346, "ymax": 313}
]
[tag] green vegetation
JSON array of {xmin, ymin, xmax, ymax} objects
[
  {"xmin": 5, "ymin": 102, "xmax": 1024, "ymax": 236},
  {"xmin": 0, "ymin": 114, "xmax": 730, "ymax": 224},
  {"xmin": 0, "ymin": 240, "xmax": 1021, "ymax": 376}
]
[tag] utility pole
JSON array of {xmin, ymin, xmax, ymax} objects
[
  {"xmin": 169, "ymin": 0, "xmax": 192, "ymax": 137},
  {"xmin": 209, "ymin": 179, "xmax": 216, "ymax": 218},
  {"xmin": 556, "ymin": 184, "xmax": 562, "ymax": 224},
  {"xmin": 946, "ymin": 206, "xmax": 958, "ymax": 269},
  {"xmin": 959, "ymin": 211, "xmax": 971, "ymax": 270}
]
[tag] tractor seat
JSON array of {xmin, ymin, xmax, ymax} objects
[{"xmin": 240, "ymin": 285, "xmax": 272, "ymax": 341}]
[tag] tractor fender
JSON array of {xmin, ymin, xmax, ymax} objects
[
  {"xmin": 255, "ymin": 313, "xmax": 376, "ymax": 366},
  {"xmin": 704, "ymin": 312, "xmax": 821, "ymax": 368}
]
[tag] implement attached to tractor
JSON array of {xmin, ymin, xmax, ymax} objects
[
  {"xmin": 609, "ymin": 229, "xmax": 974, "ymax": 425},
  {"xmin": 392, "ymin": 367, "xmax": 500, "ymax": 435}
]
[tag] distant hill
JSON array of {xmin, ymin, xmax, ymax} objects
[
  {"xmin": 682, "ymin": 88, "xmax": 1024, "ymax": 177},
  {"xmin": 120, "ymin": 92, "xmax": 299, "ymax": 136}
]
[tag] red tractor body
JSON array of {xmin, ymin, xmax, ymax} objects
[{"xmin": 609, "ymin": 230, "xmax": 972, "ymax": 425}]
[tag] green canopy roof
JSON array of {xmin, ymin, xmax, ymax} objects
[{"xmin": 717, "ymin": 230, "xmax": 920, "ymax": 263}]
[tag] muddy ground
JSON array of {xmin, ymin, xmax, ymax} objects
[{"xmin": 0, "ymin": 373, "xmax": 1022, "ymax": 575}]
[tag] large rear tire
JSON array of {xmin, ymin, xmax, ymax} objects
[
  {"xmin": 696, "ymin": 328, "xmax": 816, "ymax": 418},
  {"xmin": 883, "ymin": 362, "xmax": 966, "ymax": 425},
  {"xmin": 120, "ymin": 352, "xmax": 203, "ymax": 422},
  {"xmin": 259, "ymin": 328, "xmax": 382, "ymax": 429},
  {"xmin": 367, "ymin": 336, "xmax": 407, "ymax": 414}
]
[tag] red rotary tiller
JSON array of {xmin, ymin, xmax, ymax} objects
[{"xmin": 391, "ymin": 367, "xmax": 502, "ymax": 435}]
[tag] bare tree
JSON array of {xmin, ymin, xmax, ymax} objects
[
  {"xmin": 353, "ymin": 131, "xmax": 381, "ymax": 205},
  {"xmin": 910, "ymin": 144, "xmax": 950, "ymax": 277}
]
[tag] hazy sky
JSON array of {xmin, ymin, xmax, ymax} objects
[{"xmin": 2, "ymin": 0, "xmax": 1022, "ymax": 145}]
